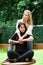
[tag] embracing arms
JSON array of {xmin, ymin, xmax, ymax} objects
[{"xmin": 8, "ymin": 39, "xmax": 19, "ymax": 44}]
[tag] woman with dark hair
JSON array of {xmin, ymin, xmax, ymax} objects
[{"xmin": 7, "ymin": 22, "xmax": 34, "ymax": 62}]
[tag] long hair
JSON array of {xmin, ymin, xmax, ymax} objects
[
  {"xmin": 23, "ymin": 10, "xmax": 33, "ymax": 25},
  {"xmin": 18, "ymin": 22, "xmax": 27, "ymax": 31}
]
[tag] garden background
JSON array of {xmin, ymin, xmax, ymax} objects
[
  {"xmin": 0, "ymin": 0, "xmax": 43, "ymax": 65},
  {"xmin": 0, "ymin": 0, "xmax": 43, "ymax": 44}
]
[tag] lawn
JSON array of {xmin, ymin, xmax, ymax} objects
[{"xmin": 0, "ymin": 49, "xmax": 43, "ymax": 65}]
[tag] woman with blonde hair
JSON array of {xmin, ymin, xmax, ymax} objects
[
  {"xmin": 15, "ymin": 10, "xmax": 34, "ymax": 50},
  {"xmin": 8, "ymin": 10, "xmax": 34, "ymax": 51}
]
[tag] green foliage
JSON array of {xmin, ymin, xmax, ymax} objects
[
  {"xmin": 17, "ymin": 0, "xmax": 31, "ymax": 18},
  {"xmin": 0, "ymin": 0, "xmax": 43, "ymax": 43},
  {"xmin": 0, "ymin": 0, "xmax": 43, "ymax": 25}
]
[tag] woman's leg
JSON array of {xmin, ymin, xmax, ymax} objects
[
  {"xmin": 8, "ymin": 44, "xmax": 14, "ymax": 51},
  {"xmin": 3, "ymin": 44, "xmax": 15, "ymax": 62},
  {"xmin": 7, "ymin": 51, "xmax": 20, "ymax": 62},
  {"xmin": 27, "ymin": 42, "xmax": 33, "ymax": 50},
  {"xmin": 16, "ymin": 50, "xmax": 34, "ymax": 62}
]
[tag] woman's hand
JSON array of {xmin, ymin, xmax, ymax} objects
[{"xmin": 18, "ymin": 37, "xmax": 23, "ymax": 44}]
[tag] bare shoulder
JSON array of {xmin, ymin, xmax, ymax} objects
[{"xmin": 29, "ymin": 25, "xmax": 33, "ymax": 27}]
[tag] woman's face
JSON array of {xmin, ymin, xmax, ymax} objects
[
  {"xmin": 19, "ymin": 24, "xmax": 25, "ymax": 33},
  {"xmin": 23, "ymin": 11, "xmax": 29, "ymax": 22}
]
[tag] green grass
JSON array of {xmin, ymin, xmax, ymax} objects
[
  {"xmin": 33, "ymin": 49, "xmax": 43, "ymax": 65},
  {"xmin": 0, "ymin": 49, "xmax": 43, "ymax": 65},
  {"xmin": 0, "ymin": 50, "xmax": 7, "ymax": 65}
]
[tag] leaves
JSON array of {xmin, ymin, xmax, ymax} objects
[
  {"xmin": 0, "ymin": 0, "xmax": 43, "ymax": 25},
  {"xmin": 0, "ymin": 0, "xmax": 43, "ymax": 43}
]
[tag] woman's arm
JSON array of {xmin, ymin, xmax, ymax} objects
[
  {"xmin": 17, "ymin": 31, "xmax": 21, "ymax": 38},
  {"xmin": 8, "ymin": 39, "xmax": 24, "ymax": 44},
  {"xmin": 21, "ymin": 25, "xmax": 33, "ymax": 39},
  {"xmin": 23, "ymin": 36, "xmax": 34, "ymax": 42},
  {"xmin": 21, "ymin": 32, "xmax": 28, "ymax": 39},
  {"xmin": 15, "ymin": 19, "xmax": 24, "ymax": 43},
  {"xmin": 8, "ymin": 39, "xmax": 19, "ymax": 44},
  {"xmin": 15, "ymin": 20, "xmax": 22, "ymax": 38}
]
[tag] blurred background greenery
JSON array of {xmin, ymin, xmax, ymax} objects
[{"xmin": 0, "ymin": 0, "xmax": 43, "ymax": 43}]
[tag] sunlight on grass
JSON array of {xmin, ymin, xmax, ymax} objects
[
  {"xmin": 33, "ymin": 49, "xmax": 43, "ymax": 65},
  {"xmin": 0, "ymin": 50, "xmax": 7, "ymax": 63}
]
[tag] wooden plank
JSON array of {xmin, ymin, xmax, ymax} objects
[
  {"xmin": 2, "ymin": 62, "xmax": 32, "ymax": 65},
  {"xmin": 0, "ymin": 44, "xmax": 15, "ymax": 49},
  {"xmin": 2, "ymin": 59, "xmax": 36, "ymax": 65},
  {"xmin": 0, "ymin": 43, "xmax": 43, "ymax": 49},
  {"xmin": 33, "ymin": 43, "xmax": 43, "ymax": 49}
]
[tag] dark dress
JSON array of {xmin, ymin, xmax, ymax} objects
[{"xmin": 7, "ymin": 32, "xmax": 34, "ymax": 62}]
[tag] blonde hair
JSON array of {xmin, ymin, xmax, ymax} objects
[{"xmin": 23, "ymin": 10, "xmax": 33, "ymax": 25}]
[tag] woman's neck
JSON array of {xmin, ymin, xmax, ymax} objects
[{"xmin": 23, "ymin": 18, "xmax": 27, "ymax": 23}]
